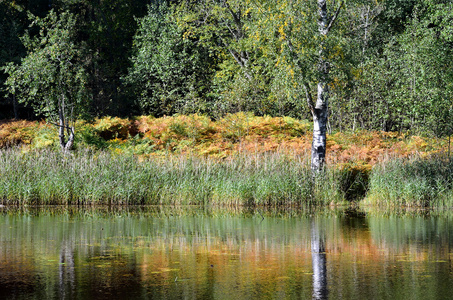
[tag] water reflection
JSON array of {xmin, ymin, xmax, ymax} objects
[
  {"xmin": 58, "ymin": 241, "xmax": 75, "ymax": 299},
  {"xmin": 311, "ymin": 218, "xmax": 327, "ymax": 300},
  {"xmin": 0, "ymin": 207, "xmax": 453, "ymax": 299}
]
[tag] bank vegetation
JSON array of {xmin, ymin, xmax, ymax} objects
[{"xmin": 1, "ymin": 115, "xmax": 452, "ymax": 208}]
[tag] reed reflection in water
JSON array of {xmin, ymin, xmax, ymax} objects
[{"xmin": 0, "ymin": 207, "xmax": 453, "ymax": 299}]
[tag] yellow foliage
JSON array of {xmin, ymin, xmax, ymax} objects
[
  {"xmin": 0, "ymin": 116, "xmax": 449, "ymax": 167},
  {"xmin": 0, "ymin": 120, "xmax": 49, "ymax": 148},
  {"xmin": 94, "ymin": 117, "xmax": 134, "ymax": 140}
]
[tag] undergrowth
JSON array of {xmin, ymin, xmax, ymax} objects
[{"xmin": 1, "ymin": 113, "xmax": 447, "ymax": 164}]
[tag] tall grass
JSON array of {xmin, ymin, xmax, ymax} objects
[
  {"xmin": 0, "ymin": 149, "xmax": 347, "ymax": 206},
  {"xmin": 364, "ymin": 155, "xmax": 453, "ymax": 208}
]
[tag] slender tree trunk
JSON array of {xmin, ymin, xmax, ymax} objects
[
  {"xmin": 311, "ymin": 0, "xmax": 331, "ymax": 171},
  {"xmin": 58, "ymin": 95, "xmax": 75, "ymax": 153},
  {"xmin": 362, "ymin": 6, "xmax": 370, "ymax": 56},
  {"xmin": 64, "ymin": 125, "xmax": 75, "ymax": 152},
  {"xmin": 58, "ymin": 105, "xmax": 66, "ymax": 152},
  {"xmin": 312, "ymin": 82, "xmax": 329, "ymax": 171},
  {"xmin": 287, "ymin": 0, "xmax": 342, "ymax": 172},
  {"xmin": 12, "ymin": 94, "xmax": 18, "ymax": 119}
]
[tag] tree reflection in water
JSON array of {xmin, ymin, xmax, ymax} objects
[
  {"xmin": 59, "ymin": 240, "xmax": 76, "ymax": 299},
  {"xmin": 311, "ymin": 218, "xmax": 328, "ymax": 300}
]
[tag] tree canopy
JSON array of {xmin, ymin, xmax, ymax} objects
[{"xmin": 0, "ymin": 0, "xmax": 452, "ymax": 139}]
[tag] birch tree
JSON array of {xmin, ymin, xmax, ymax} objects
[
  {"xmin": 251, "ymin": 0, "xmax": 345, "ymax": 171},
  {"xmin": 309, "ymin": 0, "xmax": 343, "ymax": 171},
  {"xmin": 4, "ymin": 10, "xmax": 89, "ymax": 152}
]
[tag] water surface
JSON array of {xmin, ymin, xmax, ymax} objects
[{"xmin": 1, "ymin": 207, "xmax": 452, "ymax": 299}]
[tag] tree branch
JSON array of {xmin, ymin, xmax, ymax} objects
[
  {"xmin": 49, "ymin": 121, "xmax": 73, "ymax": 131},
  {"xmin": 225, "ymin": 22, "xmax": 239, "ymax": 41},
  {"xmin": 326, "ymin": 1, "xmax": 343, "ymax": 34},
  {"xmin": 220, "ymin": 38, "xmax": 253, "ymax": 80},
  {"xmin": 224, "ymin": 1, "xmax": 242, "ymax": 37}
]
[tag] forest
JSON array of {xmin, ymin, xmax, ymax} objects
[{"xmin": 1, "ymin": 0, "xmax": 452, "ymax": 136}]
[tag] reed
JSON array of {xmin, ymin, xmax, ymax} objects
[
  {"xmin": 364, "ymin": 154, "xmax": 453, "ymax": 208},
  {"xmin": 0, "ymin": 149, "xmax": 347, "ymax": 206}
]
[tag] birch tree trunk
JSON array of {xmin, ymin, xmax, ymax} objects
[
  {"xmin": 58, "ymin": 95, "xmax": 75, "ymax": 153},
  {"xmin": 311, "ymin": 0, "xmax": 330, "ymax": 171},
  {"xmin": 312, "ymin": 82, "xmax": 329, "ymax": 171},
  {"xmin": 310, "ymin": 0, "xmax": 342, "ymax": 172}
]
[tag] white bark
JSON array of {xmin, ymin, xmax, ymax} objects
[
  {"xmin": 57, "ymin": 95, "xmax": 75, "ymax": 153},
  {"xmin": 311, "ymin": 0, "xmax": 329, "ymax": 171},
  {"xmin": 310, "ymin": 0, "xmax": 343, "ymax": 172},
  {"xmin": 311, "ymin": 82, "xmax": 329, "ymax": 171}
]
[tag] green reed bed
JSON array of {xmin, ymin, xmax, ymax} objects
[
  {"xmin": 364, "ymin": 155, "xmax": 453, "ymax": 208},
  {"xmin": 0, "ymin": 149, "xmax": 345, "ymax": 206}
]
